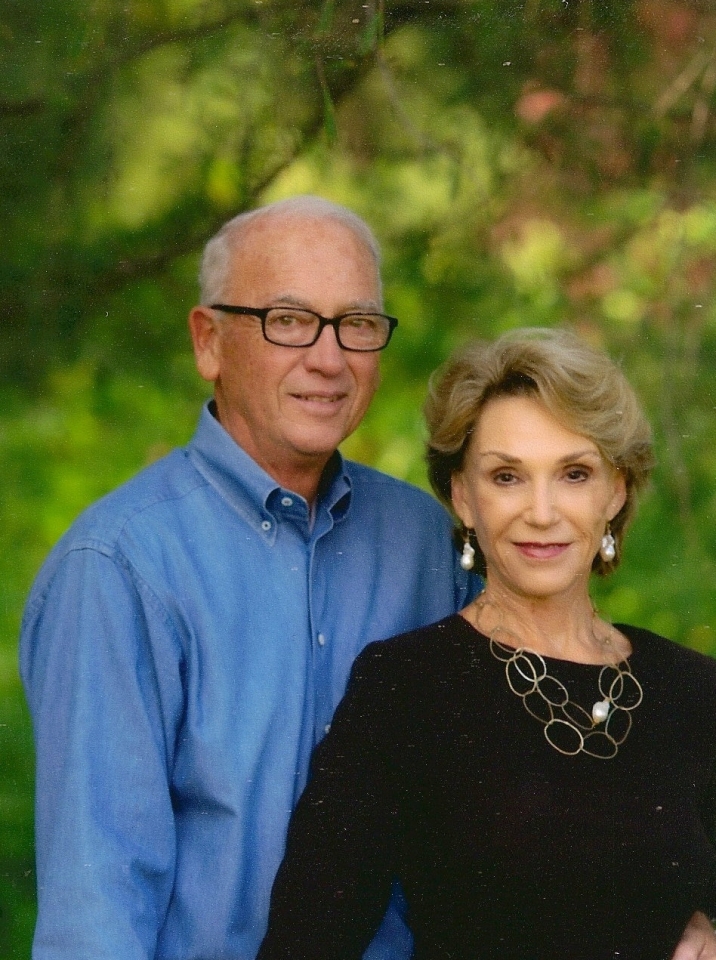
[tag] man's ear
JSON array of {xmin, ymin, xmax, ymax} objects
[
  {"xmin": 189, "ymin": 306, "xmax": 222, "ymax": 383},
  {"xmin": 451, "ymin": 472, "xmax": 475, "ymax": 530}
]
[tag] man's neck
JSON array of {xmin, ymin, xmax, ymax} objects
[{"xmin": 208, "ymin": 400, "xmax": 338, "ymax": 505}]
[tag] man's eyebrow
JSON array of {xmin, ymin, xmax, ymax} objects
[
  {"xmin": 269, "ymin": 294, "xmax": 311, "ymax": 307},
  {"xmin": 269, "ymin": 294, "xmax": 382, "ymax": 312}
]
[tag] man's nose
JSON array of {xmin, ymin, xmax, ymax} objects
[{"xmin": 303, "ymin": 323, "xmax": 347, "ymax": 373}]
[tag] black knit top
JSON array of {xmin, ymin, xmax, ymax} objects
[{"xmin": 259, "ymin": 617, "xmax": 716, "ymax": 960}]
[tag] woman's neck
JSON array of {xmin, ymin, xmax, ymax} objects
[{"xmin": 464, "ymin": 580, "xmax": 629, "ymax": 664}]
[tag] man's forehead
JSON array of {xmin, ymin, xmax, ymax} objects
[
  {"xmin": 225, "ymin": 213, "xmax": 382, "ymax": 305},
  {"xmin": 235, "ymin": 210, "xmax": 370, "ymax": 251}
]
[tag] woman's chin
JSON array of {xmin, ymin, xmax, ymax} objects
[{"xmin": 489, "ymin": 566, "xmax": 587, "ymax": 603}]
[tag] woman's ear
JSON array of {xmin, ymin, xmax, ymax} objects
[
  {"xmin": 607, "ymin": 470, "xmax": 627, "ymax": 522},
  {"xmin": 451, "ymin": 472, "xmax": 475, "ymax": 530}
]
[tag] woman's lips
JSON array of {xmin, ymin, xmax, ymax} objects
[{"xmin": 514, "ymin": 542, "xmax": 570, "ymax": 560}]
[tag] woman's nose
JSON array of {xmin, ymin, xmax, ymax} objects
[{"xmin": 525, "ymin": 480, "xmax": 558, "ymax": 526}]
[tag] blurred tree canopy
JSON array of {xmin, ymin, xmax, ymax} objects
[{"xmin": 3, "ymin": 0, "xmax": 716, "ymax": 952}]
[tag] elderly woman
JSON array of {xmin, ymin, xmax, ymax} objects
[{"xmin": 258, "ymin": 328, "xmax": 716, "ymax": 959}]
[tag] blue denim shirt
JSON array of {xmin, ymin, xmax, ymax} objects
[{"xmin": 20, "ymin": 403, "xmax": 478, "ymax": 960}]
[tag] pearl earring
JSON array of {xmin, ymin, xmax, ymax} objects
[
  {"xmin": 600, "ymin": 523, "xmax": 616, "ymax": 563},
  {"xmin": 460, "ymin": 533, "xmax": 476, "ymax": 571}
]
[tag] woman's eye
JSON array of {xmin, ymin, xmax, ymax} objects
[
  {"xmin": 493, "ymin": 471, "xmax": 518, "ymax": 485},
  {"xmin": 565, "ymin": 467, "xmax": 590, "ymax": 482}
]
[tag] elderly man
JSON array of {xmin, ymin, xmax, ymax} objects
[
  {"xmin": 20, "ymin": 196, "xmax": 715, "ymax": 960},
  {"xmin": 20, "ymin": 197, "xmax": 472, "ymax": 960}
]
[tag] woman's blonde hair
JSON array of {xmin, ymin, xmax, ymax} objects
[{"xmin": 425, "ymin": 327, "xmax": 654, "ymax": 576}]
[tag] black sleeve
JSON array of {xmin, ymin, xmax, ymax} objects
[
  {"xmin": 257, "ymin": 644, "xmax": 404, "ymax": 960},
  {"xmin": 703, "ymin": 742, "xmax": 716, "ymax": 920},
  {"xmin": 697, "ymin": 660, "xmax": 716, "ymax": 922}
]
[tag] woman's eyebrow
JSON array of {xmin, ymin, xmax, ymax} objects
[{"xmin": 477, "ymin": 448, "xmax": 600, "ymax": 463}]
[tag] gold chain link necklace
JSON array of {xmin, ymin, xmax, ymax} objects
[{"xmin": 474, "ymin": 596, "xmax": 643, "ymax": 759}]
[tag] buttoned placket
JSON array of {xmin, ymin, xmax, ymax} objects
[
  {"xmin": 306, "ymin": 497, "xmax": 350, "ymax": 745},
  {"xmin": 265, "ymin": 489, "xmax": 336, "ymax": 745}
]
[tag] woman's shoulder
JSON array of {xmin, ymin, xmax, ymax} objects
[
  {"xmin": 619, "ymin": 623, "xmax": 716, "ymax": 691},
  {"xmin": 335, "ymin": 615, "xmax": 488, "ymax": 743},
  {"xmin": 351, "ymin": 614, "xmax": 479, "ymax": 687}
]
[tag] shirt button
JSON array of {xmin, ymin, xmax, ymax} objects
[
  {"xmin": 317, "ymin": 633, "xmax": 326, "ymax": 647},
  {"xmin": 261, "ymin": 520, "xmax": 271, "ymax": 531},
  {"xmin": 281, "ymin": 496, "xmax": 293, "ymax": 507},
  {"xmin": 324, "ymin": 723, "xmax": 331, "ymax": 735}
]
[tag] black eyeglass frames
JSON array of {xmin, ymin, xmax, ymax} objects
[{"xmin": 210, "ymin": 305, "xmax": 398, "ymax": 352}]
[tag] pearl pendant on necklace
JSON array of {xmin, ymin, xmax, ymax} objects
[{"xmin": 592, "ymin": 699, "xmax": 611, "ymax": 724}]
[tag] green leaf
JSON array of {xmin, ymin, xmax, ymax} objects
[
  {"xmin": 315, "ymin": 57, "xmax": 338, "ymax": 144},
  {"xmin": 358, "ymin": 11, "xmax": 382, "ymax": 55},
  {"xmin": 316, "ymin": 0, "xmax": 336, "ymax": 35}
]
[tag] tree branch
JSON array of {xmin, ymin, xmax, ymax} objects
[
  {"xmin": 0, "ymin": 97, "xmax": 46, "ymax": 118},
  {"xmin": 89, "ymin": 51, "xmax": 376, "ymax": 297},
  {"xmin": 654, "ymin": 48, "xmax": 712, "ymax": 118}
]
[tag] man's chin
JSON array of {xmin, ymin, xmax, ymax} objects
[{"xmin": 285, "ymin": 417, "xmax": 357, "ymax": 455}]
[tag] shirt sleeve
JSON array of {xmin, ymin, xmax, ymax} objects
[
  {"xmin": 20, "ymin": 546, "xmax": 184, "ymax": 960},
  {"xmin": 257, "ymin": 645, "xmax": 404, "ymax": 960}
]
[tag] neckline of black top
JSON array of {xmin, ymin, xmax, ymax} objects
[{"xmin": 455, "ymin": 611, "xmax": 639, "ymax": 671}]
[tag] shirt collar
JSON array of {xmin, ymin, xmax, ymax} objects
[{"xmin": 187, "ymin": 401, "xmax": 352, "ymax": 538}]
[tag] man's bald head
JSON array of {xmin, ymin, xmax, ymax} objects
[{"xmin": 199, "ymin": 196, "xmax": 383, "ymax": 307}]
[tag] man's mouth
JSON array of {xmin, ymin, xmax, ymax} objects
[
  {"xmin": 294, "ymin": 393, "xmax": 345, "ymax": 403},
  {"xmin": 292, "ymin": 393, "xmax": 345, "ymax": 402}
]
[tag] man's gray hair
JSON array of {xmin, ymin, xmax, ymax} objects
[{"xmin": 199, "ymin": 195, "xmax": 382, "ymax": 306}]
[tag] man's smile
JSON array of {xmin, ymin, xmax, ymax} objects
[{"xmin": 290, "ymin": 391, "xmax": 346, "ymax": 402}]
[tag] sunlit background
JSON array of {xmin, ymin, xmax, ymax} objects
[{"xmin": 3, "ymin": 1, "xmax": 716, "ymax": 952}]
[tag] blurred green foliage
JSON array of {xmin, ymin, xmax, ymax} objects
[{"xmin": 4, "ymin": 0, "xmax": 716, "ymax": 952}]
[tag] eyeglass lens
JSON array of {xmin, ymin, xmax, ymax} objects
[{"xmin": 264, "ymin": 308, "xmax": 391, "ymax": 350}]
